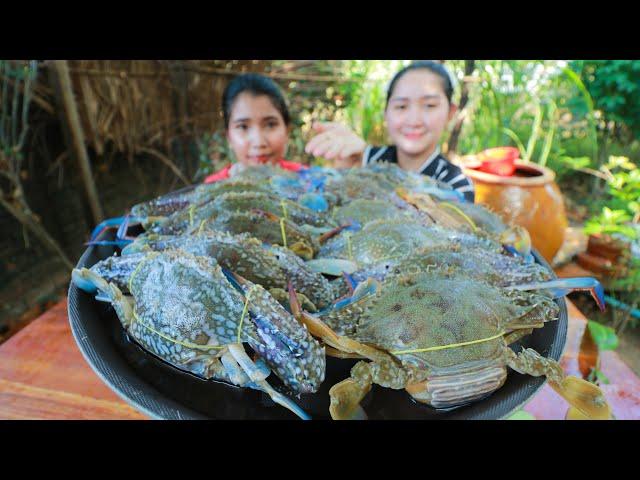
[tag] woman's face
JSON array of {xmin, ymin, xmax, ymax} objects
[
  {"xmin": 226, "ymin": 92, "xmax": 289, "ymax": 166},
  {"xmin": 385, "ymin": 69, "xmax": 456, "ymax": 158}
]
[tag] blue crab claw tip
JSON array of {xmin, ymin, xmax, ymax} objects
[
  {"xmin": 84, "ymin": 239, "xmax": 133, "ymax": 247},
  {"xmin": 421, "ymin": 188, "xmax": 465, "ymax": 202},
  {"xmin": 89, "ymin": 216, "xmax": 143, "ymax": 242},
  {"xmin": 516, "ymin": 277, "xmax": 606, "ymax": 311},
  {"xmin": 71, "ymin": 269, "xmax": 97, "ymax": 294},
  {"xmin": 503, "ymin": 245, "xmax": 534, "ymax": 264},
  {"xmin": 552, "ymin": 277, "xmax": 606, "ymax": 311}
]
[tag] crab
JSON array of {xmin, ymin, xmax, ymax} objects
[
  {"xmin": 184, "ymin": 210, "xmax": 320, "ymax": 260},
  {"xmin": 330, "ymin": 198, "xmax": 423, "ymax": 228},
  {"xmin": 149, "ymin": 191, "xmax": 335, "ymax": 236},
  {"xmin": 316, "ymin": 218, "xmax": 502, "ymax": 271},
  {"xmin": 327, "ymin": 163, "xmax": 465, "ymax": 203},
  {"xmin": 72, "ymin": 249, "xmax": 326, "ymax": 420},
  {"xmin": 349, "ymin": 244, "xmax": 552, "ymax": 287},
  {"xmin": 397, "ymin": 189, "xmax": 534, "ymax": 261},
  {"xmin": 119, "ymin": 230, "xmax": 341, "ymax": 311},
  {"xmin": 287, "ymin": 270, "xmax": 611, "ymax": 420},
  {"xmin": 88, "ymin": 179, "xmax": 273, "ymax": 247}
]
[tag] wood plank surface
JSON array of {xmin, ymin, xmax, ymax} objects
[
  {"xmin": 0, "ymin": 295, "xmax": 638, "ymax": 420},
  {"xmin": 0, "ymin": 299, "xmax": 146, "ymax": 420}
]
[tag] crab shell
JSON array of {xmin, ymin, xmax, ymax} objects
[
  {"xmin": 209, "ymin": 192, "xmax": 333, "ymax": 228},
  {"xmin": 324, "ymin": 272, "xmax": 552, "ymax": 409},
  {"xmin": 318, "ymin": 219, "xmax": 502, "ymax": 265},
  {"xmin": 330, "ymin": 199, "xmax": 421, "ymax": 228},
  {"xmin": 133, "ymin": 180, "xmax": 272, "ymax": 231},
  {"xmin": 181, "ymin": 210, "xmax": 319, "ymax": 260},
  {"xmin": 352, "ymin": 244, "xmax": 552, "ymax": 286}
]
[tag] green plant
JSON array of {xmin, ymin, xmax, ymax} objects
[
  {"xmin": 193, "ymin": 131, "xmax": 233, "ymax": 181},
  {"xmin": 586, "ymin": 320, "xmax": 619, "ymax": 385},
  {"xmin": 583, "ymin": 155, "xmax": 640, "ymax": 239},
  {"xmin": 337, "ymin": 60, "xmax": 409, "ymax": 145},
  {"xmin": 570, "ymin": 60, "xmax": 640, "ymax": 143}
]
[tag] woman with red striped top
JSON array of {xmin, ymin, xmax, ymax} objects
[{"xmin": 204, "ymin": 73, "xmax": 306, "ymax": 184}]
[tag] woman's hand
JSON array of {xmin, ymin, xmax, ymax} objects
[{"xmin": 305, "ymin": 122, "xmax": 366, "ymax": 169}]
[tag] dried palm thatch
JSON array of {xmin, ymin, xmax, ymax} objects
[
  {"xmin": 38, "ymin": 60, "xmax": 351, "ymax": 184},
  {"xmin": 42, "ymin": 60, "xmax": 272, "ymax": 184}
]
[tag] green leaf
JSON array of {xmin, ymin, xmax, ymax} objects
[
  {"xmin": 524, "ymin": 101, "xmax": 542, "ymax": 163},
  {"xmin": 594, "ymin": 369, "xmax": 610, "ymax": 385},
  {"xmin": 587, "ymin": 321, "xmax": 619, "ymax": 351},
  {"xmin": 506, "ymin": 410, "xmax": 536, "ymax": 420},
  {"xmin": 561, "ymin": 156, "xmax": 592, "ymax": 169}
]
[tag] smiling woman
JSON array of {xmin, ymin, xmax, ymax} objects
[
  {"xmin": 204, "ymin": 74, "xmax": 306, "ymax": 183},
  {"xmin": 305, "ymin": 61, "xmax": 475, "ymax": 202}
]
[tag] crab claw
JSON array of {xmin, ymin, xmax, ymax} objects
[
  {"xmin": 305, "ymin": 258, "xmax": 359, "ymax": 276},
  {"xmin": 71, "ymin": 267, "xmax": 119, "ymax": 304},
  {"xmin": 329, "ymin": 277, "xmax": 380, "ymax": 312},
  {"xmin": 86, "ymin": 215, "xmax": 142, "ymax": 247},
  {"xmin": 342, "ymin": 272, "xmax": 358, "ymax": 293},
  {"xmin": 227, "ymin": 344, "xmax": 311, "ymax": 420},
  {"xmin": 71, "ymin": 268, "xmax": 100, "ymax": 294},
  {"xmin": 500, "ymin": 226, "xmax": 533, "ymax": 262},
  {"xmin": 420, "ymin": 187, "xmax": 466, "ymax": 202},
  {"xmin": 508, "ymin": 277, "xmax": 606, "ymax": 312}
]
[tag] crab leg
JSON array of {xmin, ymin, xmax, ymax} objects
[
  {"xmin": 504, "ymin": 347, "xmax": 612, "ymax": 420},
  {"xmin": 318, "ymin": 223, "xmax": 357, "ymax": 244},
  {"xmin": 87, "ymin": 214, "xmax": 145, "ymax": 247},
  {"xmin": 396, "ymin": 188, "xmax": 467, "ymax": 230},
  {"xmin": 506, "ymin": 277, "xmax": 606, "ymax": 312},
  {"xmin": 330, "ymin": 359, "xmax": 412, "ymax": 420},
  {"xmin": 227, "ymin": 344, "xmax": 311, "ymax": 420},
  {"xmin": 289, "ymin": 283, "xmax": 377, "ymax": 355},
  {"xmin": 305, "ymin": 258, "xmax": 359, "ymax": 277},
  {"xmin": 72, "ymin": 268, "xmax": 135, "ymax": 327}
]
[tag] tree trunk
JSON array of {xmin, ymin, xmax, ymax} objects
[
  {"xmin": 447, "ymin": 60, "xmax": 476, "ymax": 155},
  {"xmin": 51, "ymin": 60, "xmax": 104, "ymax": 225}
]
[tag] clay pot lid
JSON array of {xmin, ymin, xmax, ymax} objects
[{"xmin": 462, "ymin": 160, "xmax": 556, "ymax": 187}]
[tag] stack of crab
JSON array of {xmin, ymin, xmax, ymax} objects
[{"xmin": 72, "ymin": 163, "xmax": 612, "ymax": 420}]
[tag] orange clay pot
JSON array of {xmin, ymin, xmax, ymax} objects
[{"xmin": 462, "ymin": 161, "xmax": 568, "ymax": 263}]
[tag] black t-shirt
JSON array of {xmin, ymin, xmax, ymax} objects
[{"xmin": 362, "ymin": 145, "xmax": 475, "ymax": 203}]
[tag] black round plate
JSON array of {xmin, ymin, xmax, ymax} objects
[{"xmin": 68, "ymin": 230, "xmax": 567, "ymax": 420}]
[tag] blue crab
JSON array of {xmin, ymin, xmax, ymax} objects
[
  {"xmin": 316, "ymin": 218, "xmax": 502, "ymax": 269},
  {"xmin": 119, "ymin": 230, "xmax": 340, "ymax": 311},
  {"xmin": 149, "ymin": 191, "xmax": 334, "ymax": 236},
  {"xmin": 397, "ymin": 189, "xmax": 534, "ymax": 261},
  {"xmin": 90, "ymin": 180, "xmax": 274, "ymax": 245},
  {"xmin": 72, "ymin": 249, "xmax": 326, "ymax": 419},
  {"xmin": 288, "ymin": 271, "xmax": 611, "ymax": 420}
]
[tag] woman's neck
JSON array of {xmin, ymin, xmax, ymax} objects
[{"xmin": 396, "ymin": 145, "xmax": 439, "ymax": 172}]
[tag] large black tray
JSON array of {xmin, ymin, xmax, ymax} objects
[{"xmin": 68, "ymin": 230, "xmax": 567, "ymax": 420}]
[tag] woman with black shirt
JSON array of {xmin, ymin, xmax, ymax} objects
[{"xmin": 305, "ymin": 61, "xmax": 475, "ymax": 202}]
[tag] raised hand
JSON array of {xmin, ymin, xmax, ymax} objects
[{"xmin": 305, "ymin": 122, "xmax": 367, "ymax": 169}]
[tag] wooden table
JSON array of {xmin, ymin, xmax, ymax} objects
[{"xmin": 1, "ymin": 296, "xmax": 639, "ymax": 420}]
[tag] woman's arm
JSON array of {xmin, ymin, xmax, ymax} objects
[{"xmin": 305, "ymin": 122, "xmax": 366, "ymax": 169}]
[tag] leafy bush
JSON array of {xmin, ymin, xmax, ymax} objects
[
  {"xmin": 584, "ymin": 156, "xmax": 640, "ymax": 239},
  {"xmin": 570, "ymin": 60, "xmax": 640, "ymax": 142}
]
